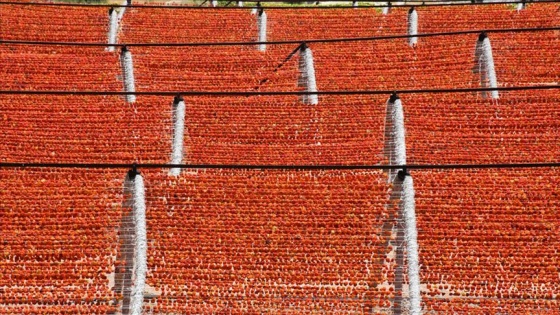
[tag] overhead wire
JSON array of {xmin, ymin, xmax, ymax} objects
[
  {"xmin": 3, "ymin": 26, "xmax": 560, "ymax": 47},
  {"xmin": 0, "ymin": 162, "xmax": 558, "ymax": 170},
  {"xmin": 1, "ymin": 84, "xmax": 560, "ymax": 96},
  {"xmin": 1, "ymin": 2, "xmax": 559, "ymax": 172},
  {"xmin": 0, "ymin": 0, "xmax": 558, "ymax": 8}
]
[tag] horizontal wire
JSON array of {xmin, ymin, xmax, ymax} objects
[
  {"xmin": 0, "ymin": 0, "xmax": 555, "ymax": 8},
  {"xmin": 4, "ymin": 26, "xmax": 560, "ymax": 47},
  {"xmin": 0, "ymin": 162, "xmax": 558, "ymax": 170},
  {"xmin": 1, "ymin": 84, "xmax": 559, "ymax": 96}
]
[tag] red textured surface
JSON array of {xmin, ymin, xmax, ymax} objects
[
  {"xmin": 0, "ymin": 169, "xmax": 122, "ymax": 314},
  {"xmin": 1, "ymin": 5, "xmax": 108, "ymax": 42},
  {"xmin": 415, "ymin": 169, "xmax": 560, "ymax": 314},
  {"xmin": 405, "ymin": 91, "xmax": 560, "ymax": 164},
  {"xmin": 1, "ymin": 2, "xmax": 559, "ymax": 314},
  {"xmin": 142, "ymin": 169, "xmax": 394, "ymax": 314}
]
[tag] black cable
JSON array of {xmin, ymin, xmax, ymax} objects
[
  {"xmin": 0, "ymin": 162, "xmax": 558, "ymax": 170},
  {"xmin": 4, "ymin": 26, "xmax": 560, "ymax": 47},
  {"xmin": 3, "ymin": 26, "xmax": 560, "ymax": 47},
  {"xmin": 0, "ymin": 0, "xmax": 557, "ymax": 9},
  {"xmin": 255, "ymin": 43, "xmax": 303, "ymax": 89},
  {"xmin": 1, "ymin": 84, "xmax": 559, "ymax": 97}
]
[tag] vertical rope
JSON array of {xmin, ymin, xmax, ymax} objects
[
  {"xmin": 401, "ymin": 173, "xmax": 421, "ymax": 315},
  {"xmin": 170, "ymin": 95, "xmax": 186, "ymax": 176},
  {"xmin": 382, "ymin": 2, "xmax": 391, "ymax": 15},
  {"xmin": 251, "ymin": 2, "xmax": 260, "ymax": 15},
  {"xmin": 121, "ymin": 46, "xmax": 136, "ymax": 103},
  {"xmin": 476, "ymin": 32, "xmax": 499, "ymax": 99},
  {"xmin": 127, "ymin": 169, "xmax": 147, "ymax": 315},
  {"xmin": 257, "ymin": 9, "xmax": 267, "ymax": 52},
  {"xmin": 117, "ymin": 0, "xmax": 127, "ymax": 21},
  {"xmin": 107, "ymin": 8, "xmax": 118, "ymax": 52},
  {"xmin": 299, "ymin": 44, "xmax": 318, "ymax": 105},
  {"xmin": 389, "ymin": 93, "xmax": 422, "ymax": 314},
  {"xmin": 408, "ymin": 7, "xmax": 418, "ymax": 47},
  {"xmin": 390, "ymin": 94, "xmax": 406, "ymax": 168}
]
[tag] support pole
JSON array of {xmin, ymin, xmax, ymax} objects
[
  {"xmin": 107, "ymin": 8, "xmax": 118, "ymax": 52},
  {"xmin": 398, "ymin": 170, "xmax": 422, "ymax": 315},
  {"xmin": 390, "ymin": 93, "xmax": 406, "ymax": 171},
  {"xmin": 408, "ymin": 7, "xmax": 418, "ymax": 47},
  {"xmin": 170, "ymin": 95, "xmax": 186, "ymax": 176},
  {"xmin": 382, "ymin": 2, "xmax": 391, "ymax": 15},
  {"xmin": 121, "ymin": 46, "xmax": 136, "ymax": 103},
  {"xmin": 385, "ymin": 93, "xmax": 422, "ymax": 314},
  {"xmin": 126, "ymin": 167, "xmax": 147, "ymax": 315},
  {"xmin": 251, "ymin": 2, "xmax": 261, "ymax": 15},
  {"xmin": 117, "ymin": 0, "xmax": 128, "ymax": 21},
  {"xmin": 257, "ymin": 8, "xmax": 267, "ymax": 52},
  {"xmin": 475, "ymin": 32, "xmax": 499, "ymax": 99},
  {"xmin": 298, "ymin": 43, "xmax": 318, "ymax": 105}
]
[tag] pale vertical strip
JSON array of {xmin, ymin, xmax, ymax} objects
[
  {"xmin": 121, "ymin": 47, "xmax": 136, "ymax": 103},
  {"xmin": 382, "ymin": 3, "xmax": 391, "ymax": 15},
  {"xmin": 170, "ymin": 96, "xmax": 186, "ymax": 176},
  {"xmin": 300, "ymin": 45, "xmax": 318, "ymax": 105},
  {"xmin": 391, "ymin": 96, "xmax": 406, "ymax": 166},
  {"xmin": 408, "ymin": 7, "xmax": 418, "ymax": 47},
  {"xmin": 257, "ymin": 10, "xmax": 267, "ymax": 51},
  {"xmin": 107, "ymin": 8, "xmax": 118, "ymax": 52},
  {"xmin": 117, "ymin": 0, "xmax": 127, "ymax": 21},
  {"xmin": 482, "ymin": 36, "xmax": 499, "ymax": 99},
  {"xmin": 390, "ymin": 93, "xmax": 422, "ymax": 314},
  {"xmin": 476, "ymin": 33, "xmax": 499, "ymax": 99},
  {"xmin": 402, "ymin": 175, "xmax": 422, "ymax": 315},
  {"xmin": 129, "ymin": 173, "xmax": 147, "ymax": 315}
]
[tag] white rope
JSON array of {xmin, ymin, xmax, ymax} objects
[
  {"xmin": 211, "ymin": 0, "xmax": 218, "ymax": 6},
  {"xmin": 257, "ymin": 10, "xmax": 267, "ymax": 52},
  {"xmin": 107, "ymin": 8, "xmax": 118, "ymax": 52},
  {"xmin": 382, "ymin": 3, "xmax": 391, "ymax": 15},
  {"xmin": 387, "ymin": 94, "xmax": 422, "ymax": 314},
  {"xmin": 516, "ymin": 2, "xmax": 525, "ymax": 10},
  {"xmin": 483, "ymin": 36, "xmax": 499, "ymax": 99},
  {"xmin": 402, "ymin": 175, "xmax": 422, "ymax": 315},
  {"xmin": 129, "ymin": 173, "xmax": 147, "ymax": 315},
  {"xmin": 352, "ymin": 1, "xmax": 358, "ymax": 7},
  {"xmin": 237, "ymin": 0, "xmax": 243, "ymax": 6},
  {"xmin": 476, "ymin": 33, "xmax": 499, "ymax": 99},
  {"xmin": 170, "ymin": 97, "xmax": 186, "ymax": 177},
  {"xmin": 117, "ymin": 0, "xmax": 127, "ymax": 21},
  {"xmin": 299, "ymin": 45, "xmax": 319, "ymax": 105},
  {"xmin": 391, "ymin": 96, "xmax": 406, "ymax": 167},
  {"xmin": 121, "ymin": 47, "xmax": 136, "ymax": 103},
  {"xmin": 408, "ymin": 7, "xmax": 418, "ymax": 47}
]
